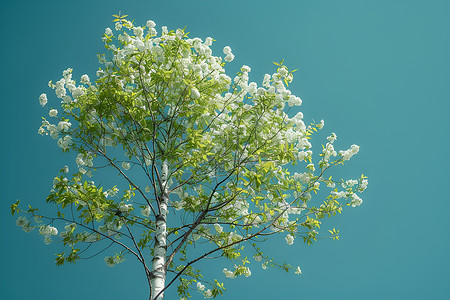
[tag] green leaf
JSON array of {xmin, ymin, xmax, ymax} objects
[{"xmin": 11, "ymin": 199, "xmax": 20, "ymax": 215}]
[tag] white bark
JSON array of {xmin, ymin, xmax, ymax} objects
[{"xmin": 151, "ymin": 160, "xmax": 169, "ymax": 300}]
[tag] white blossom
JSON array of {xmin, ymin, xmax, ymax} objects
[
  {"xmin": 285, "ymin": 234, "xmax": 294, "ymax": 245},
  {"xmin": 119, "ymin": 203, "xmax": 133, "ymax": 212},
  {"xmin": 317, "ymin": 119, "xmax": 325, "ymax": 129},
  {"xmin": 133, "ymin": 26, "xmax": 144, "ymax": 37},
  {"xmin": 351, "ymin": 194, "xmax": 363, "ymax": 207},
  {"xmin": 339, "ymin": 145, "xmax": 360, "ymax": 161},
  {"xmin": 141, "ymin": 206, "xmax": 151, "ymax": 217},
  {"xmin": 197, "ymin": 282, "xmax": 205, "ymax": 291},
  {"xmin": 16, "ymin": 216, "xmax": 29, "ymax": 227},
  {"xmin": 254, "ymin": 254, "xmax": 262, "ymax": 262},
  {"xmin": 295, "ymin": 266, "xmax": 302, "ymax": 275},
  {"xmin": 359, "ymin": 179, "xmax": 368, "ymax": 191},
  {"xmin": 39, "ymin": 93, "xmax": 48, "ymax": 106},
  {"xmin": 204, "ymin": 289, "xmax": 212, "ymax": 298},
  {"xmin": 72, "ymin": 87, "xmax": 85, "ymax": 99},
  {"xmin": 223, "ymin": 46, "xmax": 232, "ymax": 54},
  {"xmin": 214, "ymin": 223, "xmax": 223, "ymax": 233},
  {"xmin": 122, "ymin": 162, "xmax": 130, "ymax": 170},
  {"xmin": 39, "ymin": 225, "xmax": 58, "ymax": 237},
  {"xmin": 80, "ymin": 74, "xmax": 90, "ymax": 84},
  {"xmin": 104, "ymin": 255, "xmax": 124, "ymax": 267},
  {"xmin": 223, "ymin": 268, "xmax": 235, "ymax": 278},
  {"xmin": 49, "ymin": 109, "xmax": 58, "ymax": 117},
  {"xmin": 57, "ymin": 121, "xmax": 71, "ymax": 132},
  {"xmin": 146, "ymin": 20, "xmax": 156, "ymax": 29},
  {"xmin": 57, "ymin": 135, "xmax": 72, "ymax": 150}
]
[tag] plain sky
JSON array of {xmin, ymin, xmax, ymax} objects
[{"xmin": 1, "ymin": 0, "xmax": 449, "ymax": 299}]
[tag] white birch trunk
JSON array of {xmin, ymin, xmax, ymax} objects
[{"xmin": 150, "ymin": 160, "xmax": 169, "ymax": 300}]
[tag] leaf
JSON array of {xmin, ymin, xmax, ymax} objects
[{"xmin": 11, "ymin": 199, "xmax": 20, "ymax": 215}]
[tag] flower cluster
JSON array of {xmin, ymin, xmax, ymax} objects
[
  {"xmin": 285, "ymin": 233, "xmax": 295, "ymax": 245},
  {"xmin": 39, "ymin": 225, "xmax": 58, "ymax": 245},
  {"xmin": 339, "ymin": 144, "xmax": 360, "ymax": 161},
  {"xmin": 104, "ymin": 254, "xmax": 125, "ymax": 267},
  {"xmin": 16, "ymin": 216, "xmax": 34, "ymax": 233}
]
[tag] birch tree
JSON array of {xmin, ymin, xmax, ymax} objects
[{"xmin": 12, "ymin": 15, "xmax": 368, "ymax": 300}]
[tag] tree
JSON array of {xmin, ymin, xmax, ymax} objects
[{"xmin": 12, "ymin": 15, "xmax": 368, "ymax": 300}]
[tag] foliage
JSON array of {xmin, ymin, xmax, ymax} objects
[{"xmin": 13, "ymin": 15, "xmax": 367, "ymax": 300}]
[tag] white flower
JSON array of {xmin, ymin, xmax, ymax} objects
[
  {"xmin": 224, "ymin": 53, "xmax": 235, "ymax": 62},
  {"xmin": 81, "ymin": 74, "xmax": 90, "ymax": 84},
  {"xmin": 49, "ymin": 109, "xmax": 58, "ymax": 117},
  {"xmin": 243, "ymin": 266, "xmax": 252, "ymax": 277},
  {"xmin": 57, "ymin": 121, "xmax": 71, "ymax": 132},
  {"xmin": 331, "ymin": 191, "xmax": 347, "ymax": 199},
  {"xmin": 39, "ymin": 93, "xmax": 48, "ymax": 106},
  {"xmin": 16, "ymin": 216, "xmax": 29, "ymax": 227},
  {"xmin": 204, "ymin": 37, "xmax": 213, "ymax": 46},
  {"xmin": 57, "ymin": 135, "xmax": 72, "ymax": 150},
  {"xmin": 133, "ymin": 26, "xmax": 144, "ymax": 37},
  {"xmin": 105, "ymin": 28, "xmax": 113, "ymax": 36},
  {"xmin": 214, "ymin": 223, "xmax": 223, "ymax": 233},
  {"xmin": 223, "ymin": 268, "xmax": 235, "ymax": 278},
  {"xmin": 104, "ymin": 256, "xmax": 116, "ymax": 267},
  {"xmin": 317, "ymin": 119, "xmax": 325, "ymax": 129},
  {"xmin": 306, "ymin": 163, "xmax": 315, "ymax": 172},
  {"xmin": 339, "ymin": 145, "xmax": 360, "ymax": 161},
  {"xmin": 351, "ymin": 194, "xmax": 363, "ymax": 207},
  {"xmin": 146, "ymin": 20, "xmax": 156, "ymax": 29},
  {"xmin": 223, "ymin": 46, "xmax": 232, "ymax": 54},
  {"xmin": 63, "ymin": 165, "xmax": 69, "ymax": 173},
  {"xmin": 122, "ymin": 162, "xmax": 130, "ymax": 170},
  {"xmin": 262, "ymin": 74, "xmax": 271, "ymax": 88},
  {"xmin": 327, "ymin": 181, "xmax": 336, "ymax": 188},
  {"xmin": 285, "ymin": 234, "xmax": 294, "ymax": 245},
  {"xmin": 359, "ymin": 179, "xmax": 368, "ymax": 191},
  {"xmin": 241, "ymin": 65, "xmax": 251, "ymax": 73},
  {"xmin": 141, "ymin": 206, "xmax": 151, "ymax": 217},
  {"xmin": 327, "ymin": 133, "xmax": 337, "ymax": 143},
  {"xmin": 197, "ymin": 282, "xmax": 205, "ymax": 291},
  {"xmin": 72, "ymin": 87, "xmax": 85, "ymax": 99},
  {"xmin": 287, "ymin": 95, "xmax": 302, "ymax": 107},
  {"xmin": 76, "ymin": 153, "xmax": 86, "ymax": 166},
  {"xmin": 119, "ymin": 203, "xmax": 133, "ymax": 212},
  {"xmin": 204, "ymin": 289, "xmax": 212, "ymax": 298},
  {"xmin": 39, "ymin": 225, "xmax": 58, "ymax": 237},
  {"xmin": 295, "ymin": 266, "xmax": 302, "ymax": 275},
  {"xmin": 278, "ymin": 67, "xmax": 288, "ymax": 76},
  {"xmin": 342, "ymin": 179, "xmax": 358, "ymax": 188}
]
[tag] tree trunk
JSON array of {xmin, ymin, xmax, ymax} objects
[{"xmin": 150, "ymin": 160, "xmax": 169, "ymax": 300}]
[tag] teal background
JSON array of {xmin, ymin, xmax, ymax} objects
[{"xmin": 1, "ymin": 0, "xmax": 449, "ymax": 299}]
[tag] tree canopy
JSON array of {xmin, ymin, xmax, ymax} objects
[{"xmin": 12, "ymin": 16, "xmax": 368, "ymax": 300}]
